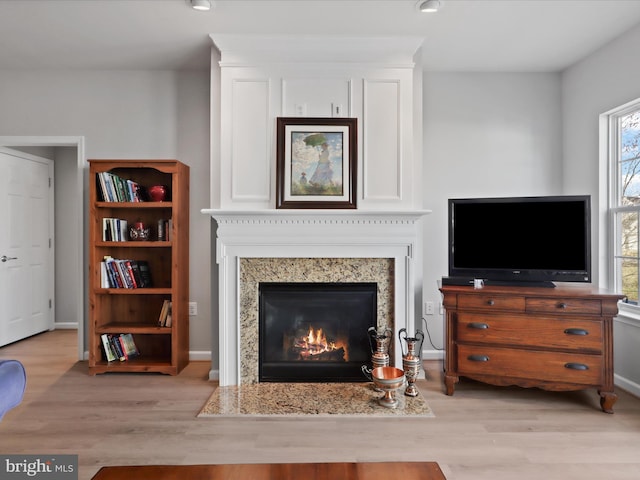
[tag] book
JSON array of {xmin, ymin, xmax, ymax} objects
[
  {"xmin": 124, "ymin": 260, "xmax": 138, "ymax": 288},
  {"xmin": 114, "ymin": 260, "xmax": 133, "ymax": 289},
  {"xmin": 104, "ymin": 257, "xmax": 124, "ymax": 288},
  {"xmin": 137, "ymin": 261, "xmax": 153, "ymax": 288},
  {"xmin": 100, "ymin": 262, "xmax": 110, "ymax": 288},
  {"xmin": 103, "ymin": 217, "xmax": 112, "ymax": 241},
  {"xmin": 120, "ymin": 333, "xmax": 140, "ymax": 358},
  {"xmin": 158, "ymin": 299, "xmax": 170, "ymax": 326},
  {"xmin": 109, "ymin": 334, "xmax": 126, "ymax": 361},
  {"xmin": 101, "ymin": 333, "xmax": 117, "ymax": 362},
  {"xmin": 157, "ymin": 219, "xmax": 165, "ymax": 241},
  {"xmin": 164, "ymin": 301, "xmax": 173, "ymax": 328},
  {"xmin": 130, "ymin": 261, "xmax": 144, "ymax": 288},
  {"xmin": 103, "ymin": 172, "xmax": 117, "ymax": 202}
]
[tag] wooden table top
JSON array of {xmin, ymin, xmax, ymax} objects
[{"xmin": 91, "ymin": 461, "xmax": 446, "ymax": 480}]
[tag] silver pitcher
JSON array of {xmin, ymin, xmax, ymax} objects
[
  {"xmin": 398, "ymin": 327, "xmax": 424, "ymax": 397},
  {"xmin": 361, "ymin": 326, "xmax": 393, "ymax": 387}
]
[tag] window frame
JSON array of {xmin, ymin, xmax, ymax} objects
[{"xmin": 608, "ymin": 99, "xmax": 640, "ymax": 312}]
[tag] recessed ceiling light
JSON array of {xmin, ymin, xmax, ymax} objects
[
  {"xmin": 190, "ymin": 0, "xmax": 212, "ymax": 11},
  {"xmin": 418, "ymin": 0, "xmax": 441, "ymax": 13}
]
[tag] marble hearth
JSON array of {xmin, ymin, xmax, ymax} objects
[{"xmin": 202, "ymin": 210, "xmax": 430, "ymax": 386}]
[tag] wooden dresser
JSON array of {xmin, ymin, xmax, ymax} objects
[{"xmin": 440, "ymin": 284, "xmax": 624, "ymax": 413}]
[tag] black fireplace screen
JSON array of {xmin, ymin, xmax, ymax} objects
[{"xmin": 259, "ymin": 282, "xmax": 377, "ymax": 382}]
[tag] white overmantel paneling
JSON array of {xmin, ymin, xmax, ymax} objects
[
  {"xmin": 202, "ymin": 209, "xmax": 431, "ymax": 385},
  {"xmin": 209, "ymin": 34, "xmax": 424, "ymax": 211}
]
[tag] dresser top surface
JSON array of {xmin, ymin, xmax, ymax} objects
[{"xmin": 439, "ymin": 284, "xmax": 625, "ymax": 301}]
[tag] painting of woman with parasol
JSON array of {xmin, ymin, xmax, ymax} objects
[{"xmin": 276, "ymin": 117, "xmax": 357, "ymax": 209}]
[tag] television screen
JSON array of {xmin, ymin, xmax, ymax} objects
[{"xmin": 447, "ymin": 195, "xmax": 591, "ymax": 287}]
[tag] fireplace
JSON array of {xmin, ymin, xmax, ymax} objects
[
  {"xmin": 202, "ymin": 209, "xmax": 429, "ymax": 386},
  {"xmin": 259, "ymin": 282, "xmax": 376, "ymax": 382}
]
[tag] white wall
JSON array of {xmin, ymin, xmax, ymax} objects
[
  {"xmin": 0, "ymin": 69, "xmax": 211, "ymax": 356},
  {"xmin": 421, "ymin": 72, "xmax": 563, "ymax": 355},
  {"xmin": 563, "ymin": 23, "xmax": 640, "ymax": 395}
]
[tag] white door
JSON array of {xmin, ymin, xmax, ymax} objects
[{"xmin": 0, "ymin": 149, "xmax": 54, "ymax": 347}]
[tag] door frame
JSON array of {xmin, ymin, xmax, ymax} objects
[{"xmin": 0, "ymin": 136, "xmax": 85, "ymax": 361}]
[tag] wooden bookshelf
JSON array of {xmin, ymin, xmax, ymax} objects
[{"xmin": 88, "ymin": 160, "xmax": 189, "ymax": 375}]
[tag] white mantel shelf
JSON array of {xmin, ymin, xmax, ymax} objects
[{"xmin": 202, "ymin": 209, "xmax": 431, "ymax": 222}]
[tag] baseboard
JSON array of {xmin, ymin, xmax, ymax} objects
[
  {"xmin": 189, "ymin": 351, "xmax": 212, "ymax": 362},
  {"xmin": 614, "ymin": 373, "xmax": 640, "ymax": 398},
  {"xmin": 422, "ymin": 349, "xmax": 444, "ymax": 361},
  {"xmin": 54, "ymin": 322, "xmax": 78, "ymax": 329}
]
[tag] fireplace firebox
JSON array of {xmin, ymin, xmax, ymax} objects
[{"xmin": 259, "ymin": 282, "xmax": 377, "ymax": 382}]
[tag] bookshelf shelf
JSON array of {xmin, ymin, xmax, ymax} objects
[
  {"xmin": 96, "ymin": 201, "xmax": 173, "ymax": 209},
  {"xmin": 95, "ymin": 288, "xmax": 173, "ymax": 295},
  {"xmin": 88, "ymin": 159, "xmax": 189, "ymax": 375},
  {"xmin": 97, "ymin": 324, "xmax": 173, "ymax": 334},
  {"xmin": 95, "ymin": 241, "xmax": 172, "ymax": 248}
]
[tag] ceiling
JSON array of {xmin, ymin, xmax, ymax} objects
[{"xmin": 1, "ymin": 0, "xmax": 640, "ymax": 72}]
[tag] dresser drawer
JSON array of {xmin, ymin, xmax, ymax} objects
[
  {"xmin": 458, "ymin": 294, "xmax": 525, "ymax": 312},
  {"xmin": 456, "ymin": 313, "xmax": 603, "ymax": 352},
  {"xmin": 526, "ymin": 297, "xmax": 601, "ymax": 315},
  {"xmin": 457, "ymin": 344, "xmax": 603, "ymax": 385}
]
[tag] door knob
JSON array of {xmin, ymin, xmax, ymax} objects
[{"xmin": 1, "ymin": 255, "xmax": 18, "ymax": 263}]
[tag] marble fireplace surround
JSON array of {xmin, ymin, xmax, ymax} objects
[{"xmin": 202, "ymin": 209, "xmax": 430, "ymax": 386}]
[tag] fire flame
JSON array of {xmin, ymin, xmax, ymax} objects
[{"xmin": 294, "ymin": 325, "xmax": 346, "ymax": 360}]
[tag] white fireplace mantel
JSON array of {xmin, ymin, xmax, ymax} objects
[{"xmin": 202, "ymin": 209, "xmax": 431, "ymax": 385}]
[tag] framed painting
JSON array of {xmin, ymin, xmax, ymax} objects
[{"xmin": 276, "ymin": 117, "xmax": 357, "ymax": 209}]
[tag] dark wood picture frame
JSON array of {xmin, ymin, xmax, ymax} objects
[{"xmin": 276, "ymin": 117, "xmax": 357, "ymax": 209}]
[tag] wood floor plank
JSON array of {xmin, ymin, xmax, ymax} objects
[{"xmin": 1, "ymin": 330, "xmax": 640, "ymax": 480}]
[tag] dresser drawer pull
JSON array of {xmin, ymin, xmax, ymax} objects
[
  {"xmin": 564, "ymin": 362, "xmax": 589, "ymax": 371},
  {"xmin": 564, "ymin": 328, "xmax": 589, "ymax": 336},
  {"xmin": 486, "ymin": 299, "xmax": 495, "ymax": 306},
  {"xmin": 467, "ymin": 322, "xmax": 489, "ymax": 330},
  {"xmin": 558, "ymin": 302, "xmax": 568, "ymax": 309},
  {"xmin": 468, "ymin": 354, "xmax": 490, "ymax": 362}
]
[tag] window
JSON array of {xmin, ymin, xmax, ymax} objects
[{"xmin": 610, "ymin": 102, "xmax": 640, "ymax": 304}]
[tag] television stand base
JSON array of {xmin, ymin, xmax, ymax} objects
[{"xmin": 440, "ymin": 284, "xmax": 625, "ymax": 413}]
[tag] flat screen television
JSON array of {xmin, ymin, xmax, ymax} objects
[{"xmin": 446, "ymin": 195, "xmax": 591, "ymax": 288}]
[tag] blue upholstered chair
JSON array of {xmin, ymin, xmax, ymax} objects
[{"xmin": 0, "ymin": 359, "xmax": 26, "ymax": 420}]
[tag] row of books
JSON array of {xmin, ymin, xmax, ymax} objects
[
  {"xmin": 101, "ymin": 333, "xmax": 140, "ymax": 362},
  {"xmin": 157, "ymin": 218, "xmax": 173, "ymax": 242},
  {"xmin": 97, "ymin": 172, "xmax": 143, "ymax": 202},
  {"xmin": 158, "ymin": 300, "xmax": 173, "ymax": 327},
  {"xmin": 101, "ymin": 256, "xmax": 152, "ymax": 289},
  {"xmin": 102, "ymin": 217, "xmax": 128, "ymax": 242}
]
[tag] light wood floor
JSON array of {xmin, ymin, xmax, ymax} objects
[{"xmin": 1, "ymin": 330, "xmax": 640, "ymax": 480}]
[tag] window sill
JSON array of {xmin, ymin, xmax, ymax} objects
[{"xmin": 616, "ymin": 301, "xmax": 640, "ymax": 327}]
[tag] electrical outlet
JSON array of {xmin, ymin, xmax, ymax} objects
[
  {"xmin": 424, "ymin": 301, "xmax": 434, "ymax": 315},
  {"xmin": 188, "ymin": 302, "xmax": 197, "ymax": 316}
]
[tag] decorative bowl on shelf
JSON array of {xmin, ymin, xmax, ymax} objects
[
  {"xmin": 148, "ymin": 185, "xmax": 168, "ymax": 202},
  {"xmin": 129, "ymin": 222, "xmax": 151, "ymax": 241}
]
